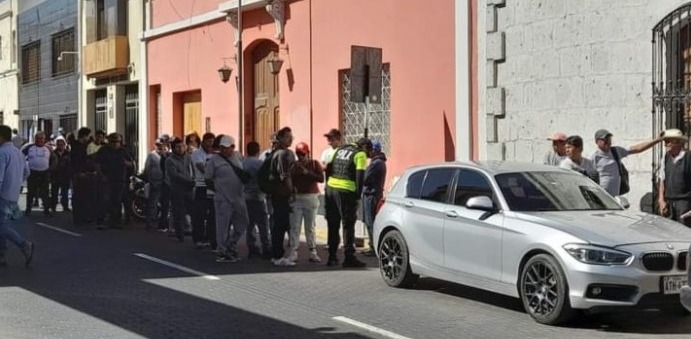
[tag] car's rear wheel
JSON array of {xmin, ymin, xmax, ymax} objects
[
  {"xmin": 519, "ymin": 254, "xmax": 575, "ymax": 325},
  {"xmin": 378, "ymin": 230, "xmax": 418, "ymax": 288}
]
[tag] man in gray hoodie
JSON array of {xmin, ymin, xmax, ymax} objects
[
  {"xmin": 143, "ymin": 138, "xmax": 166, "ymax": 230},
  {"xmin": 165, "ymin": 137, "xmax": 195, "ymax": 242}
]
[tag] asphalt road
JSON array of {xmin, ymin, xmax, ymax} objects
[{"xmin": 1, "ymin": 201, "xmax": 691, "ymax": 339}]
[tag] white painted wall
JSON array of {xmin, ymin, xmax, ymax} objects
[
  {"xmin": 478, "ymin": 0, "xmax": 691, "ymax": 211},
  {"xmin": 0, "ymin": 0, "xmax": 18, "ymax": 129}
]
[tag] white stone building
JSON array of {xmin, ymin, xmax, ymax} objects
[
  {"xmin": 476, "ymin": 0, "xmax": 691, "ymax": 212},
  {"xmin": 0, "ymin": 0, "xmax": 19, "ymax": 131}
]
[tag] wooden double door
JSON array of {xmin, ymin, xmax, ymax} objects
[{"xmin": 250, "ymin": 41, "xmax": 280, "ymax": 152}]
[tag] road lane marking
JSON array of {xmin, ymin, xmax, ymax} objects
[
  {"xmin": 332, "ymin": 316, "xmax": 412, "ymax": 339},
  {"xmin": 133, "ymin": 253, "xmax": 220, "ymax": 281},
  {"xmin": 35, "ymin": 222, "xmax": 83, "ymax": 237}
]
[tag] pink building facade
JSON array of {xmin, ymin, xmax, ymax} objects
[{"xmin": 145, "ymin": 0, "xmax": 476, "ymax": 185}]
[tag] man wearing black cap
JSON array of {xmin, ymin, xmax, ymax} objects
[
  {"xmin": 93, "ymin": 133, "xmax": 134, "ymax": 229},
  {"xmin": 590, "ymin": 129, "xmax": 663, "ymax": 196},
  {"xmin": 320, "ymin": 129, "xmax": 343, "ymax": 167}
]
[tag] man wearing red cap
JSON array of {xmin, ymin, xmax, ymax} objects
[{"xmin": 543, "ymin": 132, "xmax": 567, "ymax": 166}]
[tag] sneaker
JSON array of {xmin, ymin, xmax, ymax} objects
[
  {"xmin": 195, "ymin": 242, "xmax": 205, "ymax": 250},
  {"xmin": 226, "ymin": 252, "xmax": 240, "ymax": 263},
  {"xmin": 22, "ymin": 242, "xmax": 35, "ymax": 267},
  {"xmin": 362, "ymin": 249, "xmax": 376, "ymax": 257},
  {"xmin": 308, "ymin": 250, "xmax": 322, "ymax": 263},
  {"xmin": 216, "ymin": 254, "xmax": 232, "ymax": 263},
  {"xmin": 342, "ymin": 257, "xmax": 366, "ymax": 268},
  {"xmin": 273, "ymin": 258, "xmax": 296, "ymax": 267},
  {"xmin": 326, "ymin": 256, "xmax": 339, "ymax": 267},
  {"xmin": 286, "ymin": 250, "xmax": 298, "ymax": 263}
]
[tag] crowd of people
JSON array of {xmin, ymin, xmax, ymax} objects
[
  {"xmin": 0, "ymin": 124, "xmax": 389, "ymax": 268},
  {"xmin": 543, "ymin": 128, "xmax": 691, "ymax": 227},
  {"xmin": 139, "ymin": 127, "xmax": 387, "ymax": 267}
]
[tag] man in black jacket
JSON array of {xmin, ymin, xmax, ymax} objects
[
  {"xmin": 657, "ymin": 129, "xmax": 691, "ymax": 227},
  {"xmin": 361, "ymin": 140, "xmax": 387, "ymax": 256}
]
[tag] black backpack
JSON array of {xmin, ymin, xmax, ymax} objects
[{"xmin": 257, "ymin": 151, "xmax": 278, "ymax": 194}]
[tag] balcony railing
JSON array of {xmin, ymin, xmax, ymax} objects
[{"xmin": 83, "ymin": 36, "xmax": 129, "ymax": 78}]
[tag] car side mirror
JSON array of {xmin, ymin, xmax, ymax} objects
[
  {"xmin": 615, "ymin": 196, "xmax": 630, "ymax": 209},
  {"xmin": 466, "ymin": 196, "xmax": 495, "ymax": 211}
]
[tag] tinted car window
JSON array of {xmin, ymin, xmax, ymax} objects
[
  {"xmin": 454, "ymin": 169, "xmax": 493, "ymax": 206},
  {"xmin": 420, "ymin": 168, "xmax": 456, "ymax": 203},
  {"xmin": 495, "ymin": 171, "xmax": 621, "ymax": 211},
  {"xmin": 406, "ymin": 171, "xmax": 426, "ymax": 199}
]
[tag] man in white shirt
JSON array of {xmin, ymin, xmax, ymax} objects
[{"xmin": 23, "ymin": 132, "xmax": 55, "ymax": 217}]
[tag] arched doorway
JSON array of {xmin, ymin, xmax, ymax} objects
[{"xmin": 247, "ymin": 40, "xmax": 280, "ymax": 152}]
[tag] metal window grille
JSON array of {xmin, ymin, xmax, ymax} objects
[
  {"xmin": 125, "ymin": 85, "xmax": 139, "ymax": 163},
  {"xmin": 59, "ymin": 114, "xmax": 78, "ymax": 135},
  {"xmin": 340, "ymin": 63, "xmax": 391, "ymax": 155},
  {"xmin": 95, "ymin": 89, "xmax": 107, "ymax": 133},
  {"xmin": 51, "ymin": 28, "xmax": 75, "ymax": 77},
  {"xmin": 21, "ymin": 41, "xmax": 40, "ymax": 84},
  {"xmin": 651, "ymin": 4, "xmax": 691, "ymax": 213}
]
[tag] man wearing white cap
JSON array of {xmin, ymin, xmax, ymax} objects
[
  {"xmin": 205, "ymin": 135, "xmax": 249, "ymax": 263},
  {"xmin": 590, "ymin": 129, "xmax": 663, "ymax": 196},
  {"xmin": 657, "ymin": 129, "xmax": 691, "ymax": 226},
  {"xmin": 543, "ymin": 132, "xmax": 567, "ymax": 166}
]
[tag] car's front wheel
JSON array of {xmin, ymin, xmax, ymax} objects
[
  {"xmin": 519, "ymin": 254, "xmax": 575, "ymax": 325},
  {"xmin": 378, "ymin": 230, "xmax": 418, "ymax": 288}
]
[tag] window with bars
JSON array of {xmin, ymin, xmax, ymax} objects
[
  {"xmin": 340, "ymin": 63, "xmax": 391, "ymax": 155},
  {"xmin": 21, "ymin": 41, "xmax": 40, "ymax": 84},
  {"xmin": 52, "ymin": 29, "xmax": 75, "ymax": 77}
]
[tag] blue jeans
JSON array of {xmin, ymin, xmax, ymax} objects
[
  {"xmin": 362, "ymin": 193, "xmax": 380, "ymax": 248},
  {"xmin": 0, "ymin": 199, "xmax": 28, "ymax": 257}
]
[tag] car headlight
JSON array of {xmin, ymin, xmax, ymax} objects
[{"xmin": 563, "ymin": 244, "xmax": 632, "ymax": 265}]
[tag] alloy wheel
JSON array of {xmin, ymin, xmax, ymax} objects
[
  {"xmin": 523, "ymin": 262, "xmax": 559, "ymax": 316},
  {"xmin": 380, "ymin": 236, "xmax": 403, "ymax": 282}
]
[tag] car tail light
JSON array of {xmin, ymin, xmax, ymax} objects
[{"xmin": 376, "ymin": 198, "xmax": 386, "ymax": 215}]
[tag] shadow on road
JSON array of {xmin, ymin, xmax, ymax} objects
[{"xmin": 0, "ymin": 214, "xmax": 373, "ymax": 339}]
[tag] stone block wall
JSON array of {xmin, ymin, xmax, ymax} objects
[{"xmin": 480, "ymin": 0, "xmax": 691, "ymax": 210}]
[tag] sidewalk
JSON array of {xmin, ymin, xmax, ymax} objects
[{"xmin": 312, "ymin": 215, "xmax": 369, "ymax": 249}]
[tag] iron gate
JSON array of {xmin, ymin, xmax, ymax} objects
[
  {"xmin": 652, "ymin": 4, "xmax": 691, "ymax": 213},
  {"xmin": 125, "ymin": 85, "xmax": 139, "ymax": 164},
  {"xmin": 340, "ymin": 63, "xmax": 391, "ymax": 155},
  {"xmin": 95, "ymin": 89, "xmax": 107, "ymax": 133}
]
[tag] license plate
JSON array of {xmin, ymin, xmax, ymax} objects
[{"xmin": 662, "ymin": 275, "xmax": 688, "ymax": 294}]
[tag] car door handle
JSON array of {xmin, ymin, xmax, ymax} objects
[
  {"xmin": 403, "ymin": 201, "xmax": 415, "ymax": 208},
  {"xmin": 445, "ymin": 210, "xmax": 459, "ymax": 218}
]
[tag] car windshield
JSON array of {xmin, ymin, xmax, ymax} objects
[{"xmin": 495, "ymin": 171, "xmax": 622, "ymax": 212}]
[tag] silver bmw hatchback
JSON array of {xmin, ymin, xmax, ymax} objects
[{"xmin": 373, "ymin": 161, "xmax": 691, "ymax": 325}]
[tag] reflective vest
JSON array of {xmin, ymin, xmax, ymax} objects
[{"xmin": 327, "ymin": 144, "xmax": 367, "ymax": 192}]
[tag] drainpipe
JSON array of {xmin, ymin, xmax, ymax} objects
[
  {"xmin": 77, "ymin": 0, "xmax": 83, "ymax": 129},
  {"xmin": 309, "ymin": 0, "xmax": 313, "ymax": 151},
  {"xmin": 138, "ymin": 0, "xmax": 150, "ymax": 167},
  {"xmin": 237, "ymin": 0, "xmax": 243, "ymax": 153}
]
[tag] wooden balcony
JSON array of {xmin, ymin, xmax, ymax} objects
[{"xmin": 83, "ymin": 36, "xmax": 129, "ymax": 78}]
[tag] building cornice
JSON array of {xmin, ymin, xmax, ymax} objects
[{"xmin": 140, "ymin": 0, "xmax": 267, "ymax": 42}]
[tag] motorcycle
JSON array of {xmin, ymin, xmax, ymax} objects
[{"xmin": 129, "ymin": 175, "xmax": 158, "ymax": 221}]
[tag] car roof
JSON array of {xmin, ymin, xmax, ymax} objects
[{"xmin": 404, "ymin": 160, "xmax": 572, "ymax": 176}]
